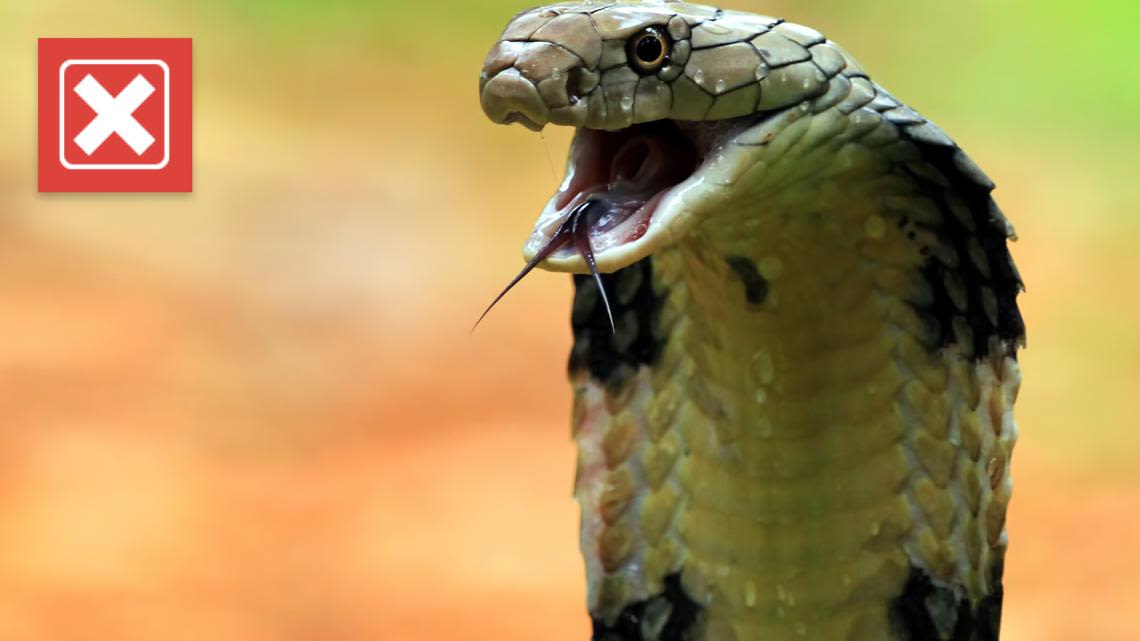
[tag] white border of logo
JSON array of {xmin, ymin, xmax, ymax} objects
[{"xmin": 59, "ymin": 59, "xmax": 170, "ymax": 170}]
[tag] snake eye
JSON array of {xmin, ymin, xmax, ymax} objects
[{"xmin": 628, "ymin": 27, "xmax": 670, "ymax": 74}]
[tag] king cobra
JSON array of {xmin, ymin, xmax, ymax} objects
[{"xmin": 478, "ymin": 3, "xmax": 1024, "ymax": 640}]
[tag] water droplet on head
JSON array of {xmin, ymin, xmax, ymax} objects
[
  {"xmin": 754, "ymin": 63, "xmax": 769, "ymax": 81},
  {"xmin": 714, "ymin": 79, "xmax": 726, "ymax": 93},
  {"xmin": 751, "ymin": 350, "xmax": 774, "ymax": 385},
  {"xmin": 551, "ymin": 67, "xmax": 562, "ymax": 80},
  {"xmin": 864, "ymin": 215, "xmax": 886, "ymax": 239},
  {"xmin": 620, "ymin": 96, "xmax": 633, "ymax": 111},
  {"xmin": 744, "ymin": 581, "xmax": 757, "ymax": 607},
  {"xmin": 759, "ymin": 256, "xmax": 783, "ymax": 279},
  {"xmin": 693, "ymin": 69, "xmax": 705, "ymax": 85}
]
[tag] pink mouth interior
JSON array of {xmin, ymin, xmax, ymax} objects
[
  {"xmin": 474, "ymin": 122, "xmax": 702, "ymax": 331},
  {"xmin": 475, "ymin": 118, "xmax": 755, "ymax": 330},
  {"xmin": 548, "ymin": 122, "xmax": 697, "ymax": 254}
]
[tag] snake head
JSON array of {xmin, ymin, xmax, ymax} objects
[{"xmin": 479, "ymin": 1, "xmax": 861, "ymax": 276}]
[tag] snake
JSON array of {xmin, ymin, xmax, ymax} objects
[{"xmin": 477, "ymin": 3, "xmax": 1024, "ymax": 640}]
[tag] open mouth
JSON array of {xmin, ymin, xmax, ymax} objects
[
  {"xmin": 529, "ymin": 117, "xmax": 763, "ymax": 268},
  {"xmin": 541, "ymin": 121, "xmax": 698, "ymax": 261},
  {"xmin": 476, "ymin": 117, "xmax": 758, "ymax": 329}
]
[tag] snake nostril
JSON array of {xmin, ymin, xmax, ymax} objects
[{"xmin": 566, "ymin": 67, "xmax": 586, "ymax": 104}]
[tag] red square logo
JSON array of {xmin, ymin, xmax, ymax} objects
[{"xmin": 38, "ymin": 38, "xmax": 192, "ymax": 192}]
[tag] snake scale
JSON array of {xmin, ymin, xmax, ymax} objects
[{"xmin": 478, "ymin": 3, "xmax": 1024, "ymax": 640}]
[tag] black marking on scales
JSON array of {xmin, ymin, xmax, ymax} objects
[
  {"xmin": 569, "ymin": 257, "xmax": 666, "ymax": 388},
  {"xmin": 591, "ymin": 573, "xmax": 702, "ymax": 641},
  {"xmin": 725, "ymin": 255, "xmax": 769, "ymax": 305},
  {"xmin": 888, "ymin": 563, "xmax": 1003, "ymax": 641},
  {"xmin": 900, "ymin": 142, "xmax": 1024, "ymax": 362}
]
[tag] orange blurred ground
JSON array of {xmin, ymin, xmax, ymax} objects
[{"xmin": 1, "ymin": 2, "xmax": 1139, "ymax": 640}]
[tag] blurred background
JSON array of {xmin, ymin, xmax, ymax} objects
[{"xmin": 1, "ymin": 0, "xmax": 1137, "ymax": 639}]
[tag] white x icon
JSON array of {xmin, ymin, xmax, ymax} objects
[{"xmin": 73, "ymin": 73, "xmax": 155, "ymax": 156}]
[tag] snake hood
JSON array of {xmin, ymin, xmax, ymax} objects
[{"xmin": 479, "ymin": 3, "xmax": 1025, "ymax": 641}]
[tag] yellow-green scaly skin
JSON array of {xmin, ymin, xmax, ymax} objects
[{"xmin": 481, "ymin": 3, "xmax": 1024, "ymax": 640}]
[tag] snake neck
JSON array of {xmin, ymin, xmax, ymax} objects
[{"xmin": 570, "ymin": 185, "xmax": 1014, "ymax": 641}]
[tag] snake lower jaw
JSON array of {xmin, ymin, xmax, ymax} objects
[{"xmin": 523, "ymin": 120, "xmax": 741, "ymax": 274}]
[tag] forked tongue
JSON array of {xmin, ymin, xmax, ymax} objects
[
  {"xmin": 473, "ymin": 199, "xmax": 615, "ymax": 332},
  {"xmin": 473, "ymin": 131, "xmax": 693, "ymax": 331}
]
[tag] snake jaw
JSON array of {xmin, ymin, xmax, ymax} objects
[
  {"xmin": 476, "ymin": 120, "xmax": 704, "ymax": 327},
  {"xmin": 519, "ymin": 123, "xmax": 689, "ymax": 273},
  {"xmin": 521, "ymin": 119, "xmax": 764, "ymax": 274}
]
